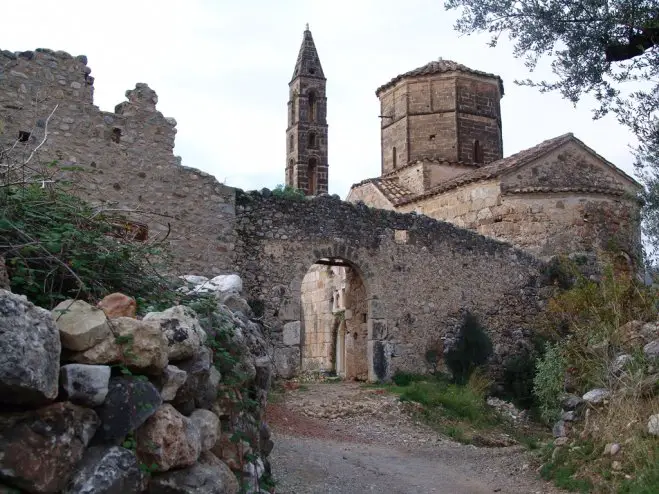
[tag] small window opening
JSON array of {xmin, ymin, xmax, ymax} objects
[
  {"xmin": 474, "ymin": 140, "xmax": 484, "ymax": 164},
  {"xmin": 290, "ymin": 97, "xmax": 296, "ymax": 124},
  {"xmin": 308, "ymin": 132, "xmax": 317, "ymax": 148},
  {"xmin": 309, "ymin": 67, "xmax": 316, "ymax": 75},
  {"xmin": 308, "ymin": 157, "xmax": 317, "ymax": 195},
  {"xmin": 111, "ymin": 127, "xmax": 122, "ymax": 144},
  {"xmin": 289, "ymin": 134, "xmax": 294, "ymax": 152},
  {"xmin": 18, "ymin": 130, "xmax": 30, "ymax": 142},
  {"xmin": 392, "ymin": 146, "xmax": 397, "ymax": 169},
  {"xmin": 308, "ymin": 91, "xmax": 317, "ymax": 123},
  {"xmin": 429, "ymin": 134, "xmax": 436, "ymax": 141},
  {"xmin": 288, "ymin": 159, "xmax": 294, "ymax": 186}
]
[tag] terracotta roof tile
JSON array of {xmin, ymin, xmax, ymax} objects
[
  {"xmin": 350, "ymin": 177, "xmax": 415, "ymax": 204},
  {"xmin": 376, "ymin": 59, "xmax": 504, "ymax": 96}
]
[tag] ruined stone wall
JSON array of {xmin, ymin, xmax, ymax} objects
[
  {"xmin": 234, "ymin": 191, "xmax": 546, "ymax": 381},
  {"xmin": 343, "ymin": 267, "xmax": 368, "ymax": 380},
  {"xmin": 0, "ymin": 49, "xmax": 235, "ymax": 274}
]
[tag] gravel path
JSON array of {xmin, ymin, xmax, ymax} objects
[{"xmin": 267, "ymin": 382, "xmax": 562, "ymax": 494}]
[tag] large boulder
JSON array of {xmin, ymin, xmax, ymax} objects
[
  {"xmin": 63, "ymin": 446, "xmax": 142, "ymax": 494},
  {"xmin": 190, "ymin": 409, "xmax": 220, "ymax": 452},
  {"xmin": 148, "ymin": 452, "xmax": 238, "ymax": 494},
  {"xmin": 208, "ymin": 274, "xmax": 242, "ymax": 294},
  {"xmin": 70, "ymin": 318, "xmax": 168, "ymax": 375},
  {"xmin": 136, "ymin": 404, "xmax": 201, "ymax": 472},
  {"xmin": 52, "ymin": 299, "xmax": 111, "ymax": 351},
  {"xmin": 0, "ymin": 289, "xmax": 61, "ymax": 405},
  {"xmin": 143, "ymin": 306, "xmax": 206, "ymax": 361},
  {"xmin": 60, "ymin": 364, "xmax": 111, "ymax": 407},
  {"xmin": 0, "ymin": 402, "xmax": 99, "ymax": 493},
  {"xmin": 97, "ymin": 293, "xmax": 137, "ymax": 319},
  {"xmin": 211, "ymin": 432, "xmax": 251, "ymax": 471},
  {"xmin": 94, "ymin": 376, "xmax": 162, "ymax": 443}
]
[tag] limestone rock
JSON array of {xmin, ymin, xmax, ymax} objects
[
  {"xmin": 148, "ymin": 452, "xmax": 238, "ymax": 494},
  {"xmin": 254, "ymin": 356, "xmax": 272, "ymax": 392},
  {"xmin": 561, "ymin": 394, "xmax": 585, "ymax": 411},
  {"xmin": 171, "ymin": 347, "xmax": 217, "ymax": 414},
  {"xmin": 644, "ymin": 340, "xmax": 659, "ymax": 360},
  {"xmin": 552, "ymin": 420, "xmax": 567, "ymax": 438},
  {"xmin": 259, "ymin": 422, "xmax": 274, "ymax": 457},
  {"xmin": 190, "ymin": 409, "xmax": 220, "ymax": 452},
  {"xmin": 143, "ymin": 305, "xmax": 206, "ymax": 361},
  {"xmin": 97, "ymin": 293, "xmax": 137, "ymax": 319},
  {"xmin": 208, "ymin": 274, "xmax": 242, "ymax": 293},
  {"xmin": 217, "ymin": 293, "xmax": 252, "ymax": 317},
  {"xmin": 272, "ymin": 346, "xmax": 300, "ymax": 379},
  {"xmin": 159, "ymin": 365, "xmax": 188, "ymax": 401},
  {"xmin": 52, "ymin": 299, "xmax": 111, "ymax": 351},
  {"xmin": 211, "ymin": 432, "xmax": 251, "ymax": 471},
  {"xmin": 603, "ymin": 443, "xmax": 621, "ymax": 456},
  {"xmin": 582, "ymin": 388, "xmax": 610, "ymax": 404},
  {"xmin": 553, "ymin": 437, "xmax": 568, "ymax": 446},
  {"xmin": 648, "ymin": 414, "xmax": 659, "ymax": 436},
  {"xmin": 94, "ymin": 376, "xmax": 162, "ymax": 442},
  {"xmin": 60, "ymin": 364, "xmax": 111, "ymax": 407},
  {"xmin": 612, "ymin": 354, "xmax": 632, "ymax": 375},
  {"xmin": 136, "ymin": 404, "xmax": 201, "ymax": 472},
  {"xmin": 0, "ymin": 402, "xmax": 99, "ymax": 493},
  {"xmin": 180, "ymin": 275, "xmax": 209, "ymax": 286},
  {"xmin": 282, "ymin": 321, "xmax": 301, "ymax": 346},
  {"xmin": 71, "ymin": 317, "xmax": 168, "ymax": 374},
  {"xmin": 561, "ymin": 410, "xmax": 577, "ymax": 422},
  {"xmin": 0, "ymin": 289, "xmax": 61, "ymax": 405},
  {"xmin": 63, "ymin": 446, "xmax": 141, "ymax": 494},
  {"xmin": 0, "ymin": 256, "xmax": 9, "ymax": 290}
]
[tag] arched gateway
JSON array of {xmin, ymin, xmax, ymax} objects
[{"xmin": 234, "ymin": 190, "xmax": 545, "ymax": 382}]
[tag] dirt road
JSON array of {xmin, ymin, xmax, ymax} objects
[{"xmin": 267, "ymin": 382, "xmax": 561, "ymax": 494}]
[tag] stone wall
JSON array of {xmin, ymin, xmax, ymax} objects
[
  {"xmin": 234, "ymin": 191, "xmax": 547, "ymax": 382},
  {"xmin": 0, "ymin": 48, "xmax": 236, "ymax": 274},
  {"xmin": 346, "ymin": 181, "xmax": 395, "ymax": 210}
]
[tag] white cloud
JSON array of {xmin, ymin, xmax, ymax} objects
[{"xmin": 0, "ymin": 0, "xmax": 641, "ymax": 197}]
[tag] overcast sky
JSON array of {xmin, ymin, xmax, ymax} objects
[{"xmin": 0, "ymin": 0, "xmax": 641, "ymax": 198}]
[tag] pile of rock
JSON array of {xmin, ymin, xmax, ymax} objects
[{"xmin": 0, "ymin": 277, "xmax": 273, "ymax": 494}]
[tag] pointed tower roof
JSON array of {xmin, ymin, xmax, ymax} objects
[{"xmin": 291, "ymin": 24, "xmax": 325, "ymax": 82}]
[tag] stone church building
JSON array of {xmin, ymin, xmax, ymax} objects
[{"xmin": 285, "ymin": 27, "xmax": 642, "ymax": 261}]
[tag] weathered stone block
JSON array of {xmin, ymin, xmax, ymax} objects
[
  {"xmin": 282, "ymin": 321, "xmax": 301, "ymax": 346},
  {"xmin": 272, "ymin": 347, "xmax": 300, "ymax": 379},
  {"xmin": 368, "ymin": 319, "xmax": 387, "ymax": 340}
]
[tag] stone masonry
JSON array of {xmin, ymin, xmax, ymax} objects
[{"xmin": 0, "ymin": 48, "xmax": 235, "ymax": 274}]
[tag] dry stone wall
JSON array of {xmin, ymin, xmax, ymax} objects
[{"xmin": 234, "ymin": 191, "xmax": 548, "ymax": 382}]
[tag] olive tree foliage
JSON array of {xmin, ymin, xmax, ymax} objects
[{"xmin": 444, "ymin": 0, "xmax": 659, "ymax": 255}]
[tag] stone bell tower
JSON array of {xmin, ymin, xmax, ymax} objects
[{"xmin": 285, "ymin": 24, "xmax": 328, "ymax": 195}]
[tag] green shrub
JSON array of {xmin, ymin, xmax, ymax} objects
[
  {"xmin": 533, "ymin": 342, "xmax": 567, "ymax": 424},
  {"xmin": 271, "ymin": 184, "xmax": 306, "ymax": 200},
  {"xmin": 501, "ymin": 353, "xmax": 538, "ymax": 409},
  {"xmin": 445, "ymin": 312, "xmax": 493, "ymax": 385},
  {"xmin": 1, "ymin": 185, "xmax": 175, "ymax": 309}
]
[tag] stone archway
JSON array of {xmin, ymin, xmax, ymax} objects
[{"xmin": 299, "ymin": 261, "xmax": 369, "ymax": 380}]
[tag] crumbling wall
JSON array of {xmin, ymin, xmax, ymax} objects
[
  {"xmin": 0, "ymin": 48, "xmax": 235, "ymax": 274},
  {"xmin": 234, "ymin": 191, "xmax": 548, "ymax": 381}
]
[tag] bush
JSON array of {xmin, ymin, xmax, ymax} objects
[
  {"xmin": 1, "ymin": 185, "xmax": 175, "ymax": 309},
  {"xmin": 445, "ymin": 312, "xmax": 493, "ymax": 384},
  {"xmin": 271, "ymin": 184, "xmax": 306, "ymax": 200},
  {"xmin": 501, "ymin": 353, "xmax": 538, "ymax": 409},
  {"xmin": 533, "ymin": 342, "xmax": 567, "ymax": 424}
]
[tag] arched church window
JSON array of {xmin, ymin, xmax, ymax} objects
[
  {"xmin": 308, "ymin": 132, "xmax": 317, "ymax": 148},
  {"xmin": 290, "ymin": 96, "xmax": 296, "ymax": 124},
  {"xmin": 289, "ymin": 134, "xmax": 294, "ymax": 152},
  {"xmin": 308, "ymin": 157, "xmax": 317, "ymax": 195},
  {"xmin": 474, "ymin": 140, "xmax": 484, "ymax": 164},
  {"xmin": 308, "ymin": 91, "xmax": 317, "ymax": 123}
]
